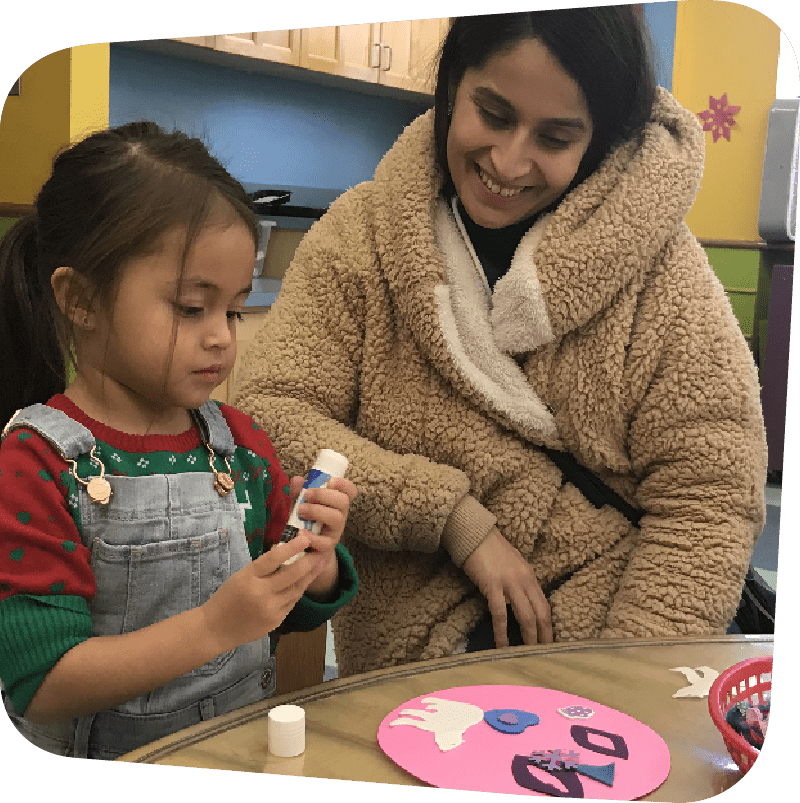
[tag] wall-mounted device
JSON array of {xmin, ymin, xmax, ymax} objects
[{"xmin": 758, "ymin": 98, "xmax": 799, "ymax": 242}]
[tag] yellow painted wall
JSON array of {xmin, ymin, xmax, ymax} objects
[
  {"xmin": 0, "ymin": 44, "xmax": 109, "ymax": 205},
  {"xmin": 671, "ymin": 0, "xmax": 780, "ymax": 241}
]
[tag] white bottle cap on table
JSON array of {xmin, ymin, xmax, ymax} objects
[{"xmin": 268, "ymin": 704, "xmax": 306, "ymax": 757}]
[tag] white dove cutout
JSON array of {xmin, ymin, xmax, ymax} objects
[
  {"xmin": 670, "ymin": 666, "xmax": 720, "ymax": 698},
  {"xmin": 389, "ymin": 697, "xmax": 485, "ymax": 751}
]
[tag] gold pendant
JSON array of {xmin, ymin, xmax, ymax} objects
[
  {"xmin": 213, "ymin": 472, "xmax": 235, "ymax": 497},
  {"xmin": 70, "ymin": 446, "xmax": 113, "ymax": 506},
  {"xmin": 205, "ymin": 441, "xmax": 235, "ymax": 497},
  {"xmin": 87, "ymin": 476, "xmax": 113, "ymax": 505}
]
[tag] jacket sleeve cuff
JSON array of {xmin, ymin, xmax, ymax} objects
[{"xmin": 440, "ymin": 495, "xmax": 497, "ymax": 568}]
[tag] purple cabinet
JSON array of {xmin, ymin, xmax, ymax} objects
[{"xmin": 761, "ymin": 264, "xmax": 793, "ymax": 472}]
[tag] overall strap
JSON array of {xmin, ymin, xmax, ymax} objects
[
  {"xmin": 1, "ymin": 404, "xmax": 95, "ymax": 461},
  {"xmin": 191, "ymin": 401, "xmax": 236, "ymax": 458}
]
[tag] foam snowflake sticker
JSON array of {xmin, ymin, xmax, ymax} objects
[
  {"xmin": 529, "ymin": 749, "xmax": 581, "ymax": 771},
  {"xmin": 698, "ymin": 93, "xmax": 741, "ymax": 142},
  {"xmin": 557, "ymin": 705, "xmax": 594, "ymax": 719}
]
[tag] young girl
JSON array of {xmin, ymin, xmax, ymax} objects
[{"xmin": 0, "ymin": 121, "xmax": 358, "ymax": 760}]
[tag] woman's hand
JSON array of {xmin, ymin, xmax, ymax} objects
[
  {"xmin": 462, "ymin": 528, "xmax": 553, "ymax": 647},
  {"xmin": 289, "ymin": 475, "xmax": 358, "ymax": 600}
]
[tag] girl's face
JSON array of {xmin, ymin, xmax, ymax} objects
[
  {"xmin": 446, "ymin": 37, "xmax": 593, "ymax": 229},
  {"xmin": 83, "ymin": 216, "xmax": 255, "ymax": 433}
]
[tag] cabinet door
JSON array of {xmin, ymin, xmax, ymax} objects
[
  {"xmin": 214, "ymin": 31, "xmax": 301, "ymax": 66},
  {"xmin": 299, "ymin": 23, "xmax": 379, "ymax": 82},
  {"xmin": 173, "ymin": 36, "xmax": 216, "ymax": 48},
  {"xmin": 377, "ymin": 18, "xmax": 446, "ymax": 94}
]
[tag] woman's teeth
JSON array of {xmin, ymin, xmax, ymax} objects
[{"xmin": 478, "ymin": 167, "xmax": 524, "ymax": 197}]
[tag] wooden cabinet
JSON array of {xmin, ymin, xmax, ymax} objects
[
  {"xmin": 177, "ymin": 17, "xmax": 449, "ymax": 96},
  {"xmin": 299, "ymin": 23, "xmax": 380, "ymax": 83},
  {"xmin": 213, "ymin": 31, "xmax": 301, "ymax": 66},
  {"xmin": 296, "ymin": 19, "xmax": 448, "ymax": 93},
  {"xmin": 377, "ymin": 18, "xmax": 448, "ymax": 94},
  {"xmin": 173, "ymin": 35, "xmax": 216, "ymax": 48}
]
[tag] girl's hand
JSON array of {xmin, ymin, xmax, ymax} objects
[
  {"xmin": 289, "ymin": 475, "xmax": 358, "ymax": 600},
  {"xmin": 27, "ymin": 537, "xmax": 326, "ymax": 724},
  {"xmin": 200, "ymin": 535, "xmax": 323, "ymax": 655},
  {"xmin": 462, "ymin": 528, "xmax": 553, "ymax": 647}
]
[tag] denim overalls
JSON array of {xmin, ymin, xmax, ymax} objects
[{"xmin": 2, "ymin": 401, "xmax": 276, "ymax": 759}]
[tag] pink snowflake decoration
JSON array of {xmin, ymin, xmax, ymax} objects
[
  {"xmin": 698, "ymin": 93, "xmax": 741, "ymax": 142},
  {"xmin": 529, "ymin": 749, "xmax": 581, "ymax": 771}
]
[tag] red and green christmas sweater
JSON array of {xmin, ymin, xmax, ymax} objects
[{"xmin": 0, "ymin": 394, "xmax": 357, "ymax": 714}]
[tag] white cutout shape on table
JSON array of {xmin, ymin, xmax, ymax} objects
[
  {"xmin": 670, "ymin": 666, "xmax": 720, "ymax": 698},
  {"xmin": 388, "ymin": 697, "xmax": 485, "ymax": 751}
]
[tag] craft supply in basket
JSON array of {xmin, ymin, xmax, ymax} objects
[{"xmin": 708, "ymin": 656, "xmax": 772, "ymax": 774}]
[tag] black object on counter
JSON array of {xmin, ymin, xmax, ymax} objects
[
  {"xmin": 250, "ymin": 189, "xmax": 292, "ymax": 209},
  {"xmin": 243, "ymin": 183, "xmax": 345, "ymax": 222}
]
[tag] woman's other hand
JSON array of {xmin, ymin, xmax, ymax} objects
[{"xmin": 462, "ymin": 528, "xmax": 553, "ymax": 647}]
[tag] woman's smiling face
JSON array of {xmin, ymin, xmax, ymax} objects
[{"xmin": 446, "ymin": 37, "xmax": 593, "ymax": 229}]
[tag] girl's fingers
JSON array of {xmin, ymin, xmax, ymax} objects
[
  {"xmin": 251, "ymin": 536, "xmax": 311, "ymax": 577},
  {"xmin": 296, "ymin": 486, "xmax": 351, "ymax": 531},
  {"xmin": 301, "ymin": 484, "xmax": 353, "ymax": 510},
  {"xmin": 274, "ymin": 552, "xmax": 324, "ymax": 596},
  {"xmin": 290, "ymin": 477, "xmax": 356, "ymax": 507},
  {"xmin": 295, "ymin": 501, "xmax": 347, "ymax": 533},
  {"xmin": 327, "ymin": 477, "xmax": 358, "ymax": 501},
  {"xmin": 288, "ymin": 476, "xmax": 305, "ymax": 505}
]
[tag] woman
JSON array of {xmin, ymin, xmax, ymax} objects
[{"xmin": 235, "ymin": 7, "xmax": 767, "ymax": 677}]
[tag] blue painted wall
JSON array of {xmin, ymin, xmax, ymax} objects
[
  {"xmin": 109, "ymin": 44, "xmax": 430, "ymax": 190},
  {"xmin": 109, "ymin": 7, "xmax": 678, "ymax": 190},
  {"xmin": 643, "ymin": 1, "xmax": 677, "ymax": 91}
]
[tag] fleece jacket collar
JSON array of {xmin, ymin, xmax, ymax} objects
[{"xmin": 369, "ymin": 87, "xmax": 705, "ymax": 444}]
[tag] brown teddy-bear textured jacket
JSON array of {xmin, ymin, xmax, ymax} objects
[{"xmin": 235, "ymin": 88, "xmax": 767, "ymax": 677}]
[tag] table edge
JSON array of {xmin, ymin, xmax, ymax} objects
[{"xmin": 118, "ymin": 634, "xmax": 773, "ymax": 764}]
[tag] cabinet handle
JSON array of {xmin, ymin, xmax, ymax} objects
[
  {"xmin": 382, "ymin": 45, "xmax": 392, "ymax": 71},
  {"xmin": 371, "ymin": 43, "xmax": 381, "ymax": 68}
]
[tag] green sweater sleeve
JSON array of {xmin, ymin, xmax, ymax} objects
[
  {"xmin": 279, "ymin": 543, "xmax": 358, "ymax": 635},
  {"xmin": 0, "ymin": 594, "xmax": 93, "ymax": 715},
  {"xmin": 0, "ymin": 546, "xmax": 358, "ymax": 712}
]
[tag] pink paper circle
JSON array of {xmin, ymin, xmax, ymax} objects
[{"xmin": 377, "ymin": 685, "xmax": 670, "ymax": 798}]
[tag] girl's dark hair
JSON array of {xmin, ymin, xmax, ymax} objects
[
  {"xmin": 0, "ymin": 122, "xmax": 257, "ymax": 426},
  {"xmin": 434, "ymin": 6, "xmax": 657, "ymax": 198}
]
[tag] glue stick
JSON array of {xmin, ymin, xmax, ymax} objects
[{"xmin": 281, "ymin": 449, "xmax": 348, "ymax": 564}]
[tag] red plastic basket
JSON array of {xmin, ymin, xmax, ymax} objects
[{"xmin": 708, "ymin": 656, "xmax": 772, "ymax": 774}]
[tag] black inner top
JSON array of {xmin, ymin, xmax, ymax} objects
[{"xmin": 455, "ymin": 199, "xmax": 542, "ymax": 290}]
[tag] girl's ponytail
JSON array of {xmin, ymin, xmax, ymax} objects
[{"xmin": 0, "ymin": 215, "xmax": 65, "ymax": 427}]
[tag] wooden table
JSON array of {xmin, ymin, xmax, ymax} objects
[{"xmin": 119, "ymin": 635, "xmax": 772, "ymax": 801}]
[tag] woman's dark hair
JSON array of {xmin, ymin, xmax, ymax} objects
[
  {"xmin": 434, "ymin": 6, "xmax": 657, "ymax": 198},
  {"xmin": 0, "ymin": 122, "xmax": 257, "ymax": 426}
]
